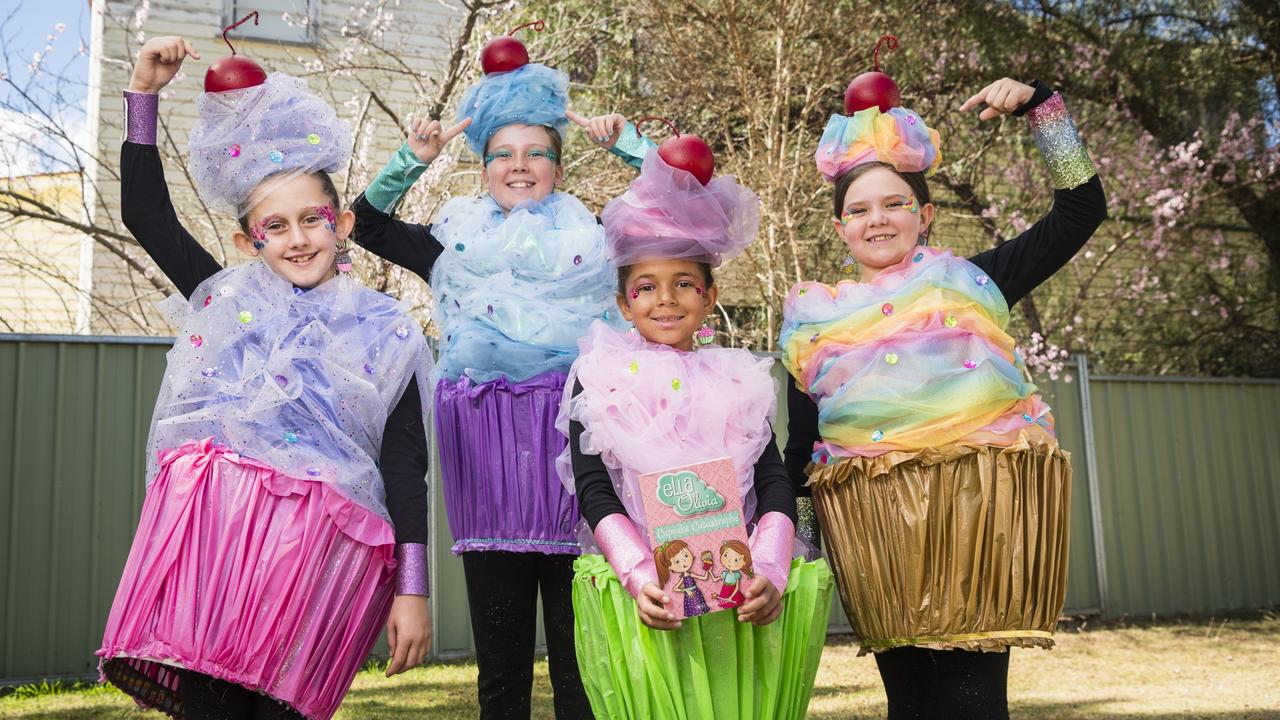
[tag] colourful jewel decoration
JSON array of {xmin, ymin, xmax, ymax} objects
[
  {"xmin": 269, "ymin": 150, "xmax": 284, "ymax": 163},
  {"xmin": 573, "ymin": 254, "xmax": 583, "ymax": 266},
  {"xmin": 394, "ymin": 325, "xmax": 410, "ymax": 339},
  {"xmin": 201, "ymin": 367, "xmax": 217, "ymax": 378},
  {"xmin": 454, "ymin": 242, "xmax": 465, "ymax": 252},
  {"xmin": 603, "ymin": 311, "xmax": 612, "ymax": 321},
  {"xmin": 284, "ymin": 431, "xmax": 299, "ymax": 444},
  {"xmin": 881, "ymin": 303, "xmax": 894, "ymax": 316},
  {"xmin": 628, "ymin": 359, "xmax": 638, "ymax": 374},
  {"xmin": 871, "ymin": 430, "xmax": 884, "ymax": 442},
  {"xmin": 487, "ymin": 304, "xmax": 494, "ymax": 315},
  {"xmin": 306, "ymin": 467, "xmax": 322, "ymax": 477},
  {"xmin": 227, "ymin": 144, "xmax": 241, "ymax": 157},
  {"xmin": 306, "ymin": 133, "xmax": 321, "ymax": 145},
  {"xmin": 363, "ymin": 362, "xmax": 375, "ymax": 375},
  {"xmin": 975, "ymin": 274, "xmax": 990, "ymax": 286},
  {"xmin": 963, "ymin": 360, "xmax": 977, "ymax": 369},
  {"xmin": 238, "ymin": 310, "xmax": 253, "ymax": 323},
  {"xmin": 810, "ymin": 333, "xmax": 820, "ymax": 343},
  {"xmin": 671, "ymin": 378, "xmax": 682, "ymax": 391},
  {"xmin": 944, "ymin": 316, "xmax": 958, "ymax": 328},
  {"xmin": 884, "ymin": 352, "xmax": 899, "ymax": 365},
  {"xmin": 189, "ymin": 334, "xmax": 203, "ymax": 347},
  {"xmin": 1022, "ymin": 413, "xmax": 1034, "ymax": 423},
  {"xmin": 798, "ymin": 288, "xmax": 807, "ymax": 296},
  {"xmin": 203, "ymin": 295, "xmax": 212, "ymax": 307},
  {"xmin": 913, "ymin": 252, "xmax": 924, "ymax": 262},
  {"xmin": 275, "ymin": 374, "xmax": 288, "ymax": 387}
]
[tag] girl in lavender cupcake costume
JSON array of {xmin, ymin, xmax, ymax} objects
[{"xmin": 97, "ymin": 36, "xmax": 433, "ymax": 720}]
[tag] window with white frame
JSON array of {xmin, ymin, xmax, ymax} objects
[{"xmin": 225, "ymin": 0, "xmax": 318, "ymax": 45}]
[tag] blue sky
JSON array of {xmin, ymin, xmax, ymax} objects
[{"xmin": 1, "ymin": 0, "xmax": 90, "ymax": 93}]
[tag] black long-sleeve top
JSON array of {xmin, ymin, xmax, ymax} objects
[
  {"xmin": 120, "ymin": 142, "xmax": 430, "ymax": 545},
  {"xmin": 783, "ymin": 90, "xmax": 1109, "ymax": 496},
  {"xmin": 350, "ymin": 192, "xmax": 444, "ymax": 283},
  {"xmin": 568, "ymin": 379, "xmax": 799, "ymax": 531}
]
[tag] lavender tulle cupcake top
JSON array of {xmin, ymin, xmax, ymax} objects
[{"xmin": 150, "ymin": 262, "xmax": 432, "ymax": 528}]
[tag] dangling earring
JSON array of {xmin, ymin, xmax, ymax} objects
[
  {"xmin": 841, "ymin": 255, "xmax": 857, "ymax": 274},
  {"xmin": 917, "ymin": 228, "xmax": 930, "ymax": 247},
  {"xmin": 335, "ymin": 239, "xmax": 353, "ymax": 273},
  {"xmin": 695, "ymin": 321, "xmax": 716, "ymax": 346}
]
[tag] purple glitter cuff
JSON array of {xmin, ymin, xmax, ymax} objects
[
  {"xmin": 749, "ymin": 511, "xmax": 795, "ymax": 595},
  {"xmin": 594, "ymin": 513, "xmax": 659, "ymax": 599},
  {"xmin": 1026, "ymin": 92, "xmax": 1094, "ymax": 190},
  {"xmin": 395, "ymin": 543, "xmax": 429, "ymax": 597},
  {"xmin": 123, "ymin": 91, "xmax": 159, "ymax": 146}
]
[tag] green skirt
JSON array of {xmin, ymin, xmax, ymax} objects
[{"xmin": 572, "ymin": 554, "xmax": 833, "ymax": 720}]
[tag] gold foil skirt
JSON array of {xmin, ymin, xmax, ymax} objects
[{"xmin": 809, "ymin": 433, "xmax": 1071, "ymax": 654}]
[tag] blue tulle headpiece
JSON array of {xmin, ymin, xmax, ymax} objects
[{"xmin": 455, "ymin": 63, "xmax": 569, "ymax": 157}]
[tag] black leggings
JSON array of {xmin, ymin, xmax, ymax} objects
[
  {"xmin": 178, "ymin": 670, "xmax": 305, "ymax": 719},
  {"xmin": 874, "ymin": 646, "xmax": 1010, "ymax": 720},
  {"xmin": 462, "ymin": 551, "xmax": 593, "ymax": 719}
]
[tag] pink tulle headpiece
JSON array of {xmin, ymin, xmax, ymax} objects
[{"xmin": 602, "ymin": 151, "xmax": 760, "ymax": 268}]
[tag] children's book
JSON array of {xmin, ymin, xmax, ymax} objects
[{"xmin": 638, "ymin": 457, "xmax": 752, "ymax": 619}]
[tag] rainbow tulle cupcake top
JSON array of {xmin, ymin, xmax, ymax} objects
[{"xmin": 779, "ymin": 247, "xmax": 1053, "ymax": 461}]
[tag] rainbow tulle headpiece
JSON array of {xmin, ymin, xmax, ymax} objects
[
  {"xmin": 814, "ymin": 107, "xmax": 942, "ymax": 181},
  {"xmin": 814, "ymin": 34, "xmax": 942, "ymax": 181}
]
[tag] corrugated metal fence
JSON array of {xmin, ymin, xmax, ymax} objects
[{"xmin": 1, "ymin": 335, "xmax": 1278, "ymax": 683}]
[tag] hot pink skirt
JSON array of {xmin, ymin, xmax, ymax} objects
[{"xmin": 97, "ymin": 438, "xmax": 396, "ymax": 720}]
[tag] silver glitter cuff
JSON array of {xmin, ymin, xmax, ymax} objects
[
  {"xmin": 1026, "ymin": 93, "xmax": 1095, "ymax": 190},
  {"xmin": 395, "ymin": 542, "xmax": 429, "ymax": 596},
  {"xmin": 123, "ymin": 91, "xmax": 158, "ymax": 145}
]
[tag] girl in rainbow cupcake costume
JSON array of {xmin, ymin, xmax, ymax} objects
[
  {"xmin": 781, "ymin": 70, "xmax": 1107, "ymax": 717},
  {"xmin": 350, "ymin": 32, "xmax": 652, "ymax": 716},
  {"xmin": 559, "ymin": 132, "xmax": 833, "ymax": 720},
  {"xmin": 97, "ymin": 37, "xmax": 433, "ymax": 719}
]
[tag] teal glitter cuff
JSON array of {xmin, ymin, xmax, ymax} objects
[
  {"xmin": 608, "ymin": 121, "xmax": 657, "ymax": 170},
  {"xmin": 366, "ymin": 143, "xmax": 429, "ymax": 214},
  {"xmin": 1026, "ymin": 93, "xmax": 1094, "ymax": 190}
]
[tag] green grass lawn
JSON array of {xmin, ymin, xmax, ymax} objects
[{"xmin": 4, "ymin": 615, "xmax": 1278, "ymax": 719}]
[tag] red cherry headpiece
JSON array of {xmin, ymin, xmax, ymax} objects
[
  {"xmin": 204, "ymin": 12, "xmax": 268, "ymax": 93},
  {"xmin": 635, "ymin": 116, "xmax": 715, "ymax": 186},
  {"xmin": 480, "ymin": 20, "xmax": 546, "ymax": 75},
  {"xmin": 843, "ymin": 34, "xmax": 901, "ymax": 114}
]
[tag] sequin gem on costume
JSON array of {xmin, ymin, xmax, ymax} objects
[
  {"xmin": 964, "ymin": 360, "xmax": 977, "ymax": 369},
  {"xmin": 307, "ymin": 133, "xmax": 321, "ymax": 145},
  {"xmin": 269, "ymin": 150, "xmax": 284, "ymax": 163},
  {"xmin": 306, "ymin": 467, "xmax": 322, "ymax": 476},
  {"xmin": 884, "ymin": 352, "xmax": 899, "ymax": 365},
  {"xmin": 238, "ymin": 310, "xmax": 253, "ymax": 323},
  {"xmin": 394, "ymin": 325, "xmax": 410, "ymax": 339},
  {"xmin": 363, "ymin": 363, "xmax": 375, "ymax": 375},
  {"xmin": 275, "ymin": 374, "xmax": 288, "ymax": 387},
  {"xmin": 227, "ymin": 144, "xmax": 241, "ymax": 157},
  {"xmin": 671, "ymin": 378, "xmax": 682, "ymax": 391},
  {"xmin": 201, "ymin": 367, "xmax": 218, "ymax": 378},
  {"xmin": 975, "ymin": 274, "xmax": 990, "ymax": 286},
  {"xmin": 945, "ymin": 315, "xmax": 958, "ymax": 328},
  {"xmin": 189, "ymin": 334, "xmax": 203, "ymax": 347},
  {"xmin": 203, "ymin": 295, "xmax": 213, "ymax": 307},
  {"xmin": 455, "ymin": 242, "xmax": 465, "ymax": 252},
  {"xmin": 871, "ymin": 430, "xmax": 885, "ymax": 442},
  {"xmin": 628, "ymin": 360, "xmax": 638, "ymax": 374},
  {"xmin": 284, "ymin": 431, "xmax": 299, "ymax": 444},
  {"xmin": 913, "ymin": 252, "xmax": 924, "ymax": 262},
  {"xmin": 882, "ymin": 303, "xmax": 894, "ymax": 316},
  {"xmin": 573, "ymin": 255, "xmax": 583, "ymax": 266}
]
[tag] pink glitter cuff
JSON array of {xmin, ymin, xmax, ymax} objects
[
  {"xmin": 594, "ymin": 513, "xmax": 658, "ymax": 599},
  {"xmin": 123, "ymin": 91, "xmax": 158, "ymax": 146},
  {"xmin": 750, "ymin": 511, "xmax": 795, "ymax": 595},
  {"xmin": 395, "ymin": 543, "xmax": 429, "ymax": 597}
]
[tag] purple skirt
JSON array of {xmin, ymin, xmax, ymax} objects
[{"xmin": 434, "ymin": 372, "xmax": 581, "ymax": 555}]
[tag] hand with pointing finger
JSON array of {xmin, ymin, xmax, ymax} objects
[
  {"xmin": 959, "ymin": 78, "xmax": 1036, "ymax": 122},
  {"xmin": 566, "ymin": 110, "xmax": 629, "ymax": 150},
  {"xmin": 130, "ymin": 36, "xmax": 201, "ymax": 94},
  {"xmin": 406, "ymin": 116, "xmax": 473, "ymax": 165}
]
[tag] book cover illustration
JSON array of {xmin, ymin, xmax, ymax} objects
[{"xmin": 638, "ymin": 457, "xmax": 753, "ymax": 620}]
